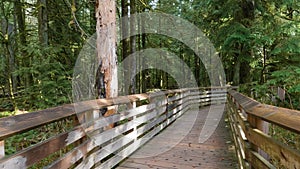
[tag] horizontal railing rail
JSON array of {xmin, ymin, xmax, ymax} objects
[
  {"xmin": 227, "ymin": 90, "xmax": 300, "ymax": 169},
  {"xmin": 0, "ymin": 87, "xmax": 227, "ymax": 169}
]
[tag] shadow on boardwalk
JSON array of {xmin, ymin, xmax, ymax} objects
[{"xmin": 117, "ymin": 105, "xmax": 238, "ymax": 169}]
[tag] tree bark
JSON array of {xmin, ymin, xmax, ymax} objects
[
  {"xmin": 141, "ymin": 17, "xmax": 147, "ymax": 93},
  {"xmin": 233, "ymin": 56, "xmax": 240, "ymax": 86},
  {"xmin": 89, "ymin": 0, "xmax": 96, "ymax": 31},
  {"xmin": 129, "ymin": 0, "xmax": 136, "ymax": 94},
  {"xmin": 38, "ymin": 0, "xmax": 48, "ymax": 46},
  {"xmin": 1, "ymin": 5, "xmax": 18, "ymax": 111},
  {"xmin": 15, "ymin": 0, "xmax": 32, "ymax": 91},
  {"xmin": 14, "ymin": 0, "xmax": 26, "ymax": 45},
  {"xmin": 194, "ymin": 53, "xmax": 200, "ymax": 86},
  {"xmin": 121, "ymin": 0, "xmax": 130, "ymax": 94},
  {"xmin": 95, "ymin": 0, "xmax": 118, "ymax": 118}
]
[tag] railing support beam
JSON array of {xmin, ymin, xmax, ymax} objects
[
  {"xmin": 247, "ymin": 114, "xmax": 270, "ymax": 167},
  {"xmin": 0, "ymin": 140, "xmax": 4, "ymax": 158}
]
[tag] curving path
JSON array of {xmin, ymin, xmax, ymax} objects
[{"xmin": 117, "ymin": 105, "xmax": 238, "ymax": 169}]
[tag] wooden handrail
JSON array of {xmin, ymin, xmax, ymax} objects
[
  {"xmin": 0, "ymin": 87, "xmax": 227, "ymax": 169},
  {"xmin": 227, "ymin": 89, "xmax": 300, "ymax": 169},
  {"xmin": 0, "ymin": 88, "xmax": 228, "ymax": 140},
  {"xmin": 5, "ymin": 87, "xmax": 299, "ymax": 169},
  {"xmin": 228, "ymin": 90, "xmax": 300, "ymax": 133},
  {"xmin": 0, "ymin": 94, "xmax": 149, "ymax": 140}
]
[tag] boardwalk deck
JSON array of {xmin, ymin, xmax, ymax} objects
[{"xmin": 117, "ymin": 105, "xmax": 238, "ymax": 169}]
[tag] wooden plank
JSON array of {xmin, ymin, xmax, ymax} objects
[
  {"xmin": 230, "ymin": 104, "xmax": 247, "ymax": 152},
  {"xmin": 50, "ymin": 90, "xmax": 171, "ymax": 168},
  {"xmin": 228, "ymin": 90, "xmax": 260, "ymax": 111},
  {"xmin": 228, "ymin": 114, "xmax": 245, "ymax": 168},
  {"xmin": 97, "ymin": 140, "xmax": 140, "ymax": 169},
  {"xmin": 249, "ymin": 105, "xmax": 300, "ymax": 134},
  {"xmin": 236, "ymin": 110, "xmax": 247, "ymax": 135},
  {"xmin": 172, "ymin": 96, "xmax": 184, "ymax": 104},
  {"xmin": 167, "ymin": 105, "xmax": 183, "ymax": 118},
  {"xmin": 95, "ymin": 115, "xmax": 169, "ymax": 165},
  {"xmin": 167, "ymin": 92, "xmax": 184, "ymax": 102},
  {"xmin": 188, "ymin": 93, "xmax": 225, "ymax": 101},
  {"xmin": 76, "ymin": 112, "xmax": 169, "ymax": 169},
  {"xmin": 245, "ymin": 150, "xmax": 275, "ymax": 169},
  {"xmin": 74, "ymin": 93, "xmax": 150, "ymax": 114},
  {"xmin": 148, "ymin": 91, "xmax": 167, "ymax": 98},
  {"xmin": 0, "ymin": 93, "xmax": 151, "ymax": 140},
  {"xmin": 58, "ymin": 128, "xmax": 140, "ymax": 169},
  {"xmin": 247, "ymin": 114, "xmax": 270, "ymax": 161},
  {"xmin": 138, "ymin": 114, "xmax": 167, "ymax": 134},
  {"xmin": 75, "ymin": 132, "xmax": 138, "ymax": 169},
  {"xmin": 98, "ymin": 120, "xmax": 166, "ymax": 169},
  {"xmin": 131, "ymin": 108, "xmax": 197, "ymax": 159},
  {"xmin": 85, "ymin": 103, "xmax": 157, "ymax": 133},
  {"xmin": 0, "ymin": 141, "xmax": 4, "ymax": 158},
  {"xmin": 237, "ymin": 125, "xmax": 247, "ymax": 151},
  {"xmin": 0, "ymin": 126, "xmax": 85, "ymax": 168},
  {"xmin": 0, "ymin": 104, "xmax": 76, "ymax": 140},
  {"xmin": 198, "ymin": 94, "xmax": 211, "ymax": 99},
  {"xmin": 228, "ymin": 89, "xmax": 300, "ymax": 168},
  {"xmin": 246, "ymin": 128, "xmax": 300, "ymax": 168},
  {"xmin": 228, "ymin": 111, "xmax": 246, "ymax": 166},
  {"xmin": 52, "ymin": 105, "xmax": 169, "ymax": 169},
  {"xmin": 117, "ymin": 162, "xmax": 170, "ymax": 169},
  {"xmin": 45, "ymin": 139, "xmax": 92, "ymax": 169},
  {"xmin": 91, "ymin": 109, "xmax": 159, "ymax": 146},
  {"xmin": 229, "ymin": 90, "xmax": 300, "ymax": 133},
  {"xmin": 211, "ymin": 96, "xmax": 227, "ymax": 101},
  {"xmin": 232, "ymin": 115, "xmax": 246, "ymax": 158},
  {"xmin": 227, "ymin": 102, "xmax": 249, "ymax": 168},
  {"xmin": 117, "ymin": 104, "xmax": 237, "ymax": 169},
  {"xmin": 76, "ymin": 111, "xmax": 170, "ymax": 169},
  {"xmin": 167, "ymin": 104, "xmax": 182, "ymax": 112},
  {"xmin": 0, "ymin": 87, "xmax": 234, "ymax": 169}
]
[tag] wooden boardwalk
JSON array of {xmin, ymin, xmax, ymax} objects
[
  {"xmin": 1, "ymin": 89, "xmax": 299, "ymax": 168},
  {"xmin": 117, "ymin": 106, "xmax": 238, "ymax": 169}
]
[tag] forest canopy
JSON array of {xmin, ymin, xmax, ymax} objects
[{"xmin": 0, "ymin": 0, "xmax": 299, "ymax": 113}]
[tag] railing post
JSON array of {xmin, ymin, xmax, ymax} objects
[
  {"xmin": 132, "ymin": 101, "xmax": 137, "ymax": 142},
  {"xmin": 184, "ymin": 89, "xmax": 190, "ymax": 112},
  {"xmin": 247, "ymin": 114, "xmax": 270, "ymax": 166},
  {"xmin": 0, "ymin": 140, "xmax": 4, "ymax": 158},
  {"xmin": 228, "ymin": 99, "xmax": 244, "ymax": 168}
]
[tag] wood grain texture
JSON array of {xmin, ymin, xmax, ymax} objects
[
  {"xmin": 228, "ymin": 90, "xmax": 300, "ymax": 133},
  {"xmin": 117, "ymin": 106, "xmax": 237, "ymax": 169},
  {"xmin": 0, "ymin": 141, "xmax": 4, "ymax": 158},
  {"xmin": 0, "ymin": 87, "xmax": 232, "ymax": 169},
  {"xmin": 228, "ymin": 89, "xmax": 300, "ymax": 169}
]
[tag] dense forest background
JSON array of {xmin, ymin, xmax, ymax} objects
[{"xmin": 0, "ymin": 0, "xmax": 299, "ymax": 114}]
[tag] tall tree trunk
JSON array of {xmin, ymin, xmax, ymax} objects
[
  {"xmin": 14, "ymin": 0, "xmax": 26, "ymax": 45},
  {"xmin": 137, "ymin": 15, "xmax": 141, "ymax": 93},
  {"xmin": 121, "ymin": 0, "xmax": 130, "ymax": 94},
  {"xmin": 141, "ymin": 17, "xmax": 147, "ymax": 93},
  {"xmin": 194, "ymin": 53, "xmax": 200, "ymax": 86},
  {"xmin": 38, "ymin": 0, "xmax": 48, "ymax": 46},
  {"xmin": 260, "ymin": 46, "xmax": 267, "ymax": 84},
  {"xmin": 237, "ymin": 0, "xmax": 254, "ymax": 85},
  {"xmin": 96, "ymin": 0, "xmax": 118, "ymax": 117},
  {"xmin": 1, "ymin": 4, "xmax": 18, "ymax": 111},
  {"xmin": 129, "ymin": 0, "xmax": 136, "ymax": 94},
  {"xmin": 15, "ymin": 0, "xmax": 32, "ymax": 91},
  {"xmin": 12, "ymin": 7, "xmax": 19, "ymax": 92},
  {"xmin": 89, "ymin": 0, "xmax": 96, "ymax": 32},
  {"xmin": 4, "ymin": 28, "xmax": 17, "ymax": 111},
  {"xmin": 233, "ymin": 56, "xmax": 240, "ymax": 86}
]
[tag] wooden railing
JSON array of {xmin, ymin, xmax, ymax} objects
[
  {"xmin": 227, "ymin": 90, "xmax": 300, "ymax": 169},
  {"xmin": 0, "ymin": 87, "xmax": 227, "ymax": 169}
]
